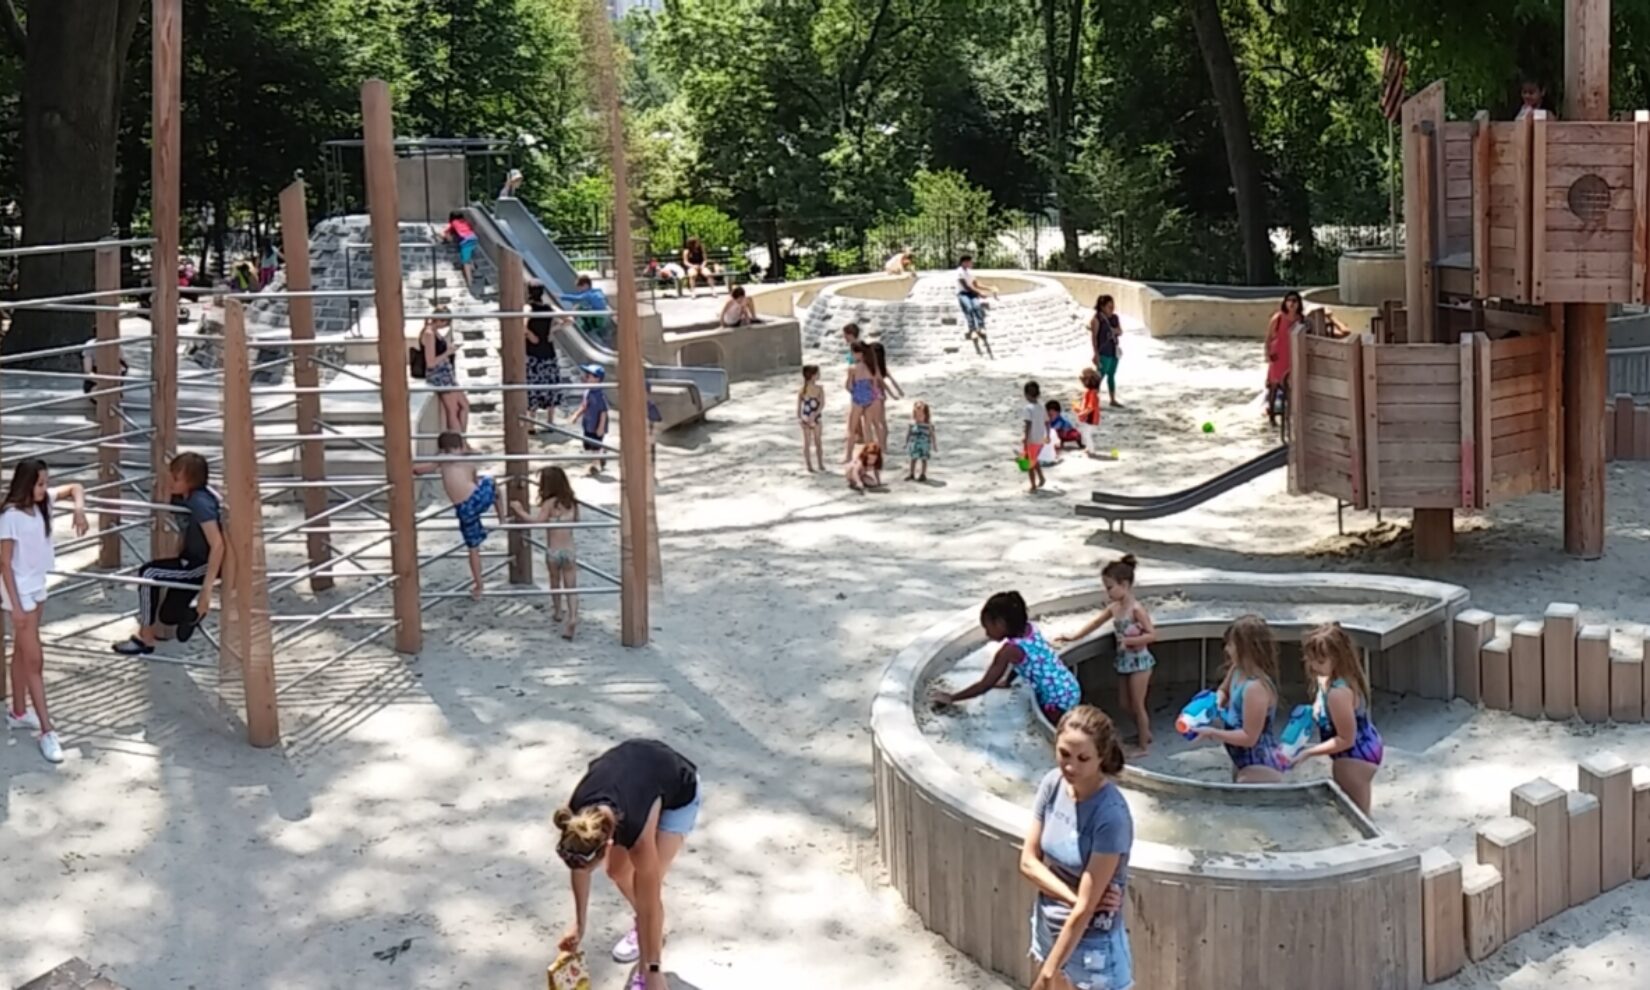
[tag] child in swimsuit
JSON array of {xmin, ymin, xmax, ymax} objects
[
  {"xmin": 1056, "ymin": 555, "xmax": 1158, "ymax": 754},
  {"xmin": 867, "ymin": 343, "xmax": 902, "ymax": 450},
  {"xmin": 1296, "ymin": 623, "xmax": 1384, "ymax": 813},
  {"xmin": 798, "ymin": 364, "xmax": 825, "ymax": 473},
  {"xmin": 512, "ymin": 466, "xmax": 581, "ymax": 639},
  {"xmin": 414, "ymin": 431, "xmax": 503, "ymax": 600},
  {"xmin": 904, "ymin": 401, "xmax": 936, "ymax": 481},
  {"xmin": 931, "ymin": 591, "xmax": 1081, "ymax": 725},
  {"xmin": 844, "ymin": 343, "xmax": 877, "ymax": 463},
  {"xmin": 1190, "ymin": 615, "xmax": 1287, "ymax": 783}
]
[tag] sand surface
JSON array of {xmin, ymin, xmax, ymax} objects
[{"xmin": 3, "ymin": 331, "xmax": 1649, "ymax": 988}]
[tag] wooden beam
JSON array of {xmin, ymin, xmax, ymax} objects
[
  {"xmin": 1516, "ymin": 111, "xmax": 1535, "ymax": 301},
  {"xmin": 1577, "ymin": 624, "xmax": 1612, "ymax": 722},
  {"xmin": 1511, "ymin": 620, "xmax": 1545, "ymax": 718},
  {"xmin": 1361, "ymin": 334, "xmax": 1380, "ymax": 507},
  {"xmin": 1543, "ymin": 603, "xmax": 1579, "ymax": 720},
  {"xmin": 1420, "ymin": 847, "xmax": 1465, "ymax": 983},
  {"xmin": 1477, "ymin": 816, "xmax": 1538, "ymax": 939},
  {"xmin": 1633, "ymin": 112, "xmax": 1648, "ymax": 304},
  {"xmin": 1404, "ymin": 82, "xmax": 1446, "ymax": 342},
  {"xmin": 1476, "ymin": 333, "xmax": 1493, "ymax": 504},
  {"xmin": 585, "ymin": 4, "xmax": 651, "ymax": 646},
  {"xmin": 498, "ymin": 248, "xmax": 532, "ymax": 585},
  {"xmin": 361, "ymin": 79, "xmax": 423, "ymax": 654},
  {"xmin": 1463, "ymin": 862, "xmax": 1504, "ymax": 962},
  {"xmin": 1531, "ymin": 113, "xmax": 1549, "ymax": 303},
  {"xmin": 279, "ymin": 181, "xmax": 332, "ymax": 593},
  {"xmin": 1634, "ymin": 765, "xmax": 1650, "ymax": 881},
  {"xmin": 1473, "ymin": 112, "xmax": 1492, "ymax": 298},
  {"xmin": 1545, "ymin": 328, "xmax": 1562, "ymax": 488},
  {"xmin": 1511, "ymin": 777, "xmax": 1570, "ymax": 923},
  {"xmin": 149, "ymin": 0, "xmax": 182, "ymax": 558},
  {"xmin": 1565, "ymin": 0, "xmax": 1611, "ymax": 123},
  {"xmin": 94, "ymin": 244, "xmax": 123, "ymax": 569},
  {"xmin": 1482, "ymin": 636, "xmax": 1513, "ymax": 710},
  {"xmin": 1454, "ymin": 609, "xmax": 1495, "ymax": 704},
  {"xmin": 220, "ymin": 301, "xmax": 280, "ymax": 748},
  {"xmin": 1568, "ymin": 789, "xmax": 1602, "ymax": 906},
  {"xmin": 1459, "ymin": 335, "xmax": 1477, "ymax": 508},
  {"xmin": 1580, "ymin": 753, "xmax": 1634, "ymax": 892},
  {"xmin": 1417, "ymin": 122, "xmax": 1440, "ymax": 341}
]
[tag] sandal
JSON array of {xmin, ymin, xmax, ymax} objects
[{"xmin": 112, "ymin": 636, "xmax": 155, "ymax": 656}]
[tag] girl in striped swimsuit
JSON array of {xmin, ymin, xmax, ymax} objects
[{"xmin": 1297, "ymin": 623, "xmax": 1384, "ymax": 814}]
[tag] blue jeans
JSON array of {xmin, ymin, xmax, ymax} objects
[
  {"xmin": 958, "ymin": 293, "xmax": 986, "ymax": 332},
  {"xmin": 1029, "ymin": 913, "xmax": 1134, "ymax": 990}
]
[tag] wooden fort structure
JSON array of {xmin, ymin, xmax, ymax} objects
[{"xmin": 1290, "ymin": 0, "xmax": 1623, "ymax": 561}]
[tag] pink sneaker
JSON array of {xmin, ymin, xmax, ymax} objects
[{"xmin": 628, "ymin": 968, "xmax": 647, "ymax": 990}]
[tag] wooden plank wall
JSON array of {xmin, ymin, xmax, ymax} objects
[
  {"xmin": 1538, "ymin": 121, "xmax": 1638, "ymax": 303},
  {"xmin": 1486, "ymin": 121, "xmax": 1531, "ymax": 301},
  {"xmin": 1295, "ymin": 333, "xmax": 1364, "ymax": 507},
  {"xmin": 1485, "ymin": 334, "xmax": 1560, "ymax": 501},
  {"xmin": 1604, "ymin": 392, "xmax": 1650, "ymax": 462},
  {"xmin": 1443, "ymin": 121, "xmax": 1475, "ymax": 259},
  {"xmin": 1371, "ymin": 344, "xmax": 1464, "ymax": 508}
]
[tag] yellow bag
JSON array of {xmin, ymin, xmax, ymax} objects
[{"xmin": 547, "ymin": 950, "xmax": 591, "ymax": 990}]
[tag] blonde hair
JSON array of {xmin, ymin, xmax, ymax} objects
[
  {"xmin": 553, "ymin": 804, "xmax": 617, "ymax": 856},
  {"xmin": 1303, "ymin": 622, "xmax": 1370, "ymax": 707},
  {"xmin": 1224, "ymin": 614, "xmax": 1280, "ymax": 691},
  {"xmin": 912, "ymin": 400, "xmax": 931, "ymax": 423},
  {"xmin": 1055, "ymin": 704, "xmax": 1126, "ymax": 775}
]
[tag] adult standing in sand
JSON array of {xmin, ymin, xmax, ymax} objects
[
  {"xmin": 1021, "ymin": 705, "xmax": 1134, "ymax": 990},
  {"xmin": 1264, "ymin": 291, "xmax": 1305, "ymax": 427},
  {"xmin": 1089, "ymin": 294, "xmax": 1124, "ymax": 408},
  {"xmin": 556, "ymin": 738, "xmax": 701, "ymax": 990}
]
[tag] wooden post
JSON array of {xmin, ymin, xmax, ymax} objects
[
  {"xmin": 1613, "ymin": 394, "xmax": 1634, "ymax": 459},
  {"xmin": 220, "ymin": 301, "xmax": 280, "ymax": 747},
  {"xmin": 279, "ymin": 180, "xmax": 333, "ymax": 593},
  {"xmin": 1510, "ymin": 778, "xmax": 1569, "ymax": 923},
  {"xmin": 1637, "ymin": 406, "xmax": 1650, "ymax": 461},
  {"xmin": 1637, "ymin": 112, "xmax": 1650, "ymax": 304},
  {"xmin": 1568, "ymin": 789, "xmax": 1602, "ymax": 906},
  {"xmin": 1402, "ymin": 82, "xmax": 1445, "ymax": 343},
  {"xmin": 1476, "ymin": 816, "xmax": 1537, "ymax": 940},
  {"xmin": 1420, "ymin": 847, "xmax": 1465, "ymax": 983},
  {"xmin": 1472, "ymin": 113, "xmax": 1492, "ymax": 299},
  {"xmin": 585, "ymin": 4, "xmax": 650, "ymax": 646},
  {"xmin": 1481, "ymin": 636, "xmax": 1512, "ymax": 711},
  {"xmin": 150, "ymin": 0, "xmax": 182, "ymax": 558},
  {"xmin": 1579, "ymin": 753, "xmax": 1633, "ymax": 892},
  {"xmin": 497, "ymin": 248, "xmax": 532, "ymax": 585},
  {"xmin": 1453, "ymin": 609, "xmax": 1495, "ymax": 704},
  {"xmin": 1563, "ymin": 0, "xmax": 1610, "ymax": 559},
  {"xmin": 1633, "ymin": 766, "xmax": 1650, "ymax": 880},
  {"xmin": 94, "ymin": 244, "xmax": 123, "ymax": 568},
  {"xmin": 1459, "ymin": 335, "xmax": 1477, "ymax": 509},
  {"xmin": 1361, "ymin": 335, "xmax": 1381, "ymax": 507},
  {"xmin": 1462, "ymin": 862, "xmax": 1504, "ymax": 962},
  {"xmin": 1577, "ymin": 625, "xmax": 1611, "ymax": 722},
  {"xmin": 361, "ymin": 80, "xmax": 423, "ymax": 654},
  {"xmin": 1542, "ymin": 603, "xmax": 1578, "ymax": 719},
  {"xmin": 1510, "ymin": 621, "xmax": 1544, "ymax": 718},
  {"xmin": 1612, "ymin": 652, "xmax": 1644, "ymax": 722}
]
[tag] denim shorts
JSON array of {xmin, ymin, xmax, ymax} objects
[
  {"xmin": 1029, "ymin": 913, "xmax": 1134, "ymax": 990},
  {"xmin": 658, "ymin": 776, "xmax": 702, "ymax": 836}
]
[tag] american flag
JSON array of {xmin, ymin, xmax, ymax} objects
[{"xmin": 1381, "ymin": 46, "xmax": 1408, "ymax": 122}]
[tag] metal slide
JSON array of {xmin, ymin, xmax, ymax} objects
[
  {"xmin": 489, "ymin": 196, "xmax": 582, "ymax": 296},
  {"xmin": 1076, "ymin": 445, "xmax": 1289, "ymax": 527}
]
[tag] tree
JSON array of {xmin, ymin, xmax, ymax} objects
[
  {"xmin": 1037, "ymin": 0, "xmax": 1086, "ymax": 270},
  {"xmin": 4, "ymin": 0, "xmax": 145, "ymax": 359},
  {"xmin": 1184, "ymin": 0, "xmax": 1274, "ymax": 284}
]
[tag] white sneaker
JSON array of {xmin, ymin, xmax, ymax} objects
[
  {"xmin": 6, "ymin": 708, "xmax": 40, "ymax": 731},
  {"xmin": 38, "ymin": 731, "xmax": 64, "ymax": 764},
  {"xmin": 612, "ymin": 925, "xmax": 640, "ymax": 963}
]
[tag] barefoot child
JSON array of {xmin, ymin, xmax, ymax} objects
[
  {"xmin": 1056, "ymin": 555, "xmax": 1156, "ymax": 753},
  {"xmin": 1021, "ymin": 381, "xmax": 1049, "ymax": 492},
  {"xmin": 798, "ymin": 365, "xmax": 825, "ymax": 472},
  {"xmin": 416, "ymin": 432, "xmax": 503, "ymax": 599},
  {"xmin": 1046, "ymin": 400, "xmax": 1084, "ymax": 452},
  {"xmin": 932, "ymin": 591, "xmax": 1081, "ymax": 725},
  {"xmin": 512, "ymin": 466, "xmax": 581, "ymax": 639},
  {"xmin": 1076, "ymin": 368, "xmax": 1102, "ymax": 450},
  {"xmin": 571, "ymin": 364, "xmax": 610, "ymax": 476},
  {"xmin": 1296, "ymin": 623, "xmax": 1383, "ymax": 813},
  {"xmin": 846, "ymin": 442, "xmax": 883, "ymax": 492},
  {"xmin": 868, "ymin": 342, "xmax": 903, "ymax": 450},
  {"xmin": 1191, "ymin": 615, "xmax": 1287, "ymax": 783},
  {"xmin": 844, "ymin": 344, "xmax": 877, "ymax": 461},
  {"xmin": 904, "ymin": 401, "xmax": 936, "ymax": 481}
]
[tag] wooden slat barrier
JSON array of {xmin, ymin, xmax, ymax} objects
[
  {"xmin": 1368, "ymin": 342, "xmax": 1466, "ymax": 508},
  {"xmin": 1289, "ymin": 330, "xmax": 1364, "ymax": 507}
]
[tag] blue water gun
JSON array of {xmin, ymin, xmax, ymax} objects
[
  {"xmin": 1278, "ymin": 704, "xmax": 1315, "ymax": 769},
  {"xmin": 1176, "ymin": 690, "xmax": 1221, "ymax": 740}
]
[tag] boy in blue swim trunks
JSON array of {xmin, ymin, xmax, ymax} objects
[
  {"xmin": 415, "ymin": 432, "xmax": 502, "ymax": 599},
  {"xmin": 571, "ymin": 364, "xmax": 610, "ymax": 477}
]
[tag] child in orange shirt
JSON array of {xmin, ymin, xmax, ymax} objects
[{"xmin": 1077, "ymin": 368, "xmax": 1103, "ymax": 455}]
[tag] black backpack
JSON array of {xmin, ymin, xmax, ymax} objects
[{"xmin": 408, "ymin": 345, "xmax": 427, "ymax": 379}]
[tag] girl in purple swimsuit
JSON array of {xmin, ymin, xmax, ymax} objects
[
  {"xmin": 844, "ymin": 343, "xmax": 878, "ymax": 463},
  {"xmin": 1190, "ymin": 615, "xmax": 1287, "ymax": 783},
  {"xmin": 1297, "ymin": 623, "xmax": 1383, "ymax": 814}
]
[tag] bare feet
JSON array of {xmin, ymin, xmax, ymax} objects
[
  {"xmin": 561, "ymin": 621, "xmax": 576, "ymax": 640},
  {"xmin": 469, "ymin": 581, "xmax": 483, "ymax": 601}
]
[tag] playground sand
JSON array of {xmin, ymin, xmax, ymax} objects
[{"xmin": 3, "ymin": 332, "xmax": 1649, "ymax": 989}]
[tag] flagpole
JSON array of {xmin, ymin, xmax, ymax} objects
[{"xmin": 1388, "ymin": 119, "xmax": 1398, "ymax": 250}]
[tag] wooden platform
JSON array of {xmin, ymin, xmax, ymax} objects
[{"xmin": 18, "ymin": 958, "xmax": 129, "ymax": 990}]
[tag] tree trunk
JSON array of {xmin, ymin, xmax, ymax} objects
[
  {"xmin": 8, "ymin": 0, "xmax": 144, "ymax": 362},
  {"xmin": 1041, "ymin": 0, "xmax": 1086, "ymax": 272},
  {"xmin": 1184, "ymin": 0, "xmax": 1275, "ymax": 284}
]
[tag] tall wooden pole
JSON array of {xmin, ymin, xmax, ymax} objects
[
  {"xmin": 498, "ymin": 248, "xmax": 533, "ymax": 585},
  {"xmin": 150, "ymin": 0, "xmax": 181, "ymax": 557},
  {"xmin": 1563, "ymin": 0, "xmax": 1609, "ymax": 558},
  {"xmin": 221, "ymin": 301, "xmax": 281, "ymax": 747},
  {"xmin": 362, "ymin": 80, "xmax": 424, "ymax": 653},
  {"xmin": 95, "ymin": 244, "xmax": 124, "ymax": 568},
  {"xmin": 279, "ymin": 180, "xmax": 334, "ymax": 592},
  {"xmin": 586, "ymin": 4, "xmax": 651, "ymax": 645}
]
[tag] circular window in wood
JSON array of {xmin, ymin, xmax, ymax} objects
[{"xmin": 1567, "ymin": 173, "xmax": 1613, "ymax": 224}]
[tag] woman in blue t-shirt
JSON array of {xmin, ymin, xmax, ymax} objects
[{"xmin": 1021, "ymin": 704, "xmax": 1135, "ymax": 990}]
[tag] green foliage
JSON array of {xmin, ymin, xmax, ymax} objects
[
  {"xmin": 541, "ymin": 175, "xmax": 614, "ymax": 235},
  {"xmin": 909, "ymin": 169, "xmax": 994, "ymax": 240},
  {"xmin": 648, "ymin": 200, "xmax": 740, "ymax": 254}
]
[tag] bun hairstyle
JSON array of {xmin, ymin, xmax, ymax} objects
[
  {"xmin": 553, "ymin": 804, "xmax": 618, "ymax": 856},
  {"xmin": 1101, "ymin": 553, "xmax": 1138, "ymax": 585},
  {"xmin": 1302, "ymin": 622, "xmax": 1371, "ymax": 706},
  {"xmin": 1224, "ymin": 613, "xmax": 1281, "ymax": 689},
  {"xmin": 1056, "ymin": 704, "xmax": 1126, "ymax": 775}
]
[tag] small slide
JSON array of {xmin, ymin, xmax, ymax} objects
[
  {"xmin": 487, "ymin": 197, "xmax": 581, "ymax": 296},
  {"xmin": 1076, "ymin": 445, "xmax": 1288, "ymax": 527}
]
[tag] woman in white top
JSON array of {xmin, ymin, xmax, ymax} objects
[{"xmin": 1, "ymin": 459, "xmax": 88, "ymax": 763}]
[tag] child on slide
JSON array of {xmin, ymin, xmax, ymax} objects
[
  {"xmin": 1056, "ymin": 555, "xmax": 1158, "ymax": 754},
  {"xmin": 931, "ymin": 591, "xmax": 1080, "ymax": 725}
]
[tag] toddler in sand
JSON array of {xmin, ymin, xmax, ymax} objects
[
  {"xmin": 846, "ymin": 442, "xmax": 883, "ymax": 492},
  {"xmin": 512, "ymin": 466, "xmax": 581, "ymax": 640},
  {"xmin": 1057, "ymin": 555, "xmax": 1157, "ymax": 754},
  {"xmin": 931, "ymin": 591, "xmax": 1080, "ymax": 725},
  {"xmin": 415, "ymin": 432, "xmax": 503, "ymax": 599},
  {"xmin": 904, "ymin": 401, "xmax": 936, "ymax": 481}
]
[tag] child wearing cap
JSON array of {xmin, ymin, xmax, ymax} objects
[{"xmin": 573, "ymin": 364, "xmax": 610, "ymax": 476}]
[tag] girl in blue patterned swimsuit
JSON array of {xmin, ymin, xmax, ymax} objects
[
  {"xmin": 1190, "ymin": 615, "xmax": 1287, "ymax": 783},
  {"xmin": 1057, "ymin": 554, "xmax": 1158, "ymax": 754},
  {"xmin": 931, "ymin": 591, "xmax": 1081, "ymax": 724},
  {"xmin": 797, "ymin": 365, "xmax": 825, "ymax": 473},
  {"xmin": 1297, "ymin": 623, "xmax": 1384, "ymax": 814}
]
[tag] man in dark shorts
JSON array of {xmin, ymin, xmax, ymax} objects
[{"xmin": 113, "ymin": 452, "xmax": 224, "ymax": 655}]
